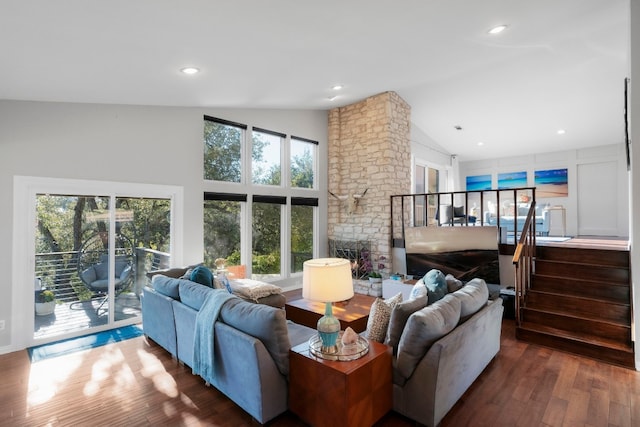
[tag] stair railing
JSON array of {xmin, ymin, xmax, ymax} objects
[{"xmin": 512, "ymin": 202, "xmax": 537, "ymax": 326}]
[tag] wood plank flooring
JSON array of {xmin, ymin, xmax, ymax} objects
[{"xmin": 2, "ymin": 320, "xmax": 640, "ymax": 426}]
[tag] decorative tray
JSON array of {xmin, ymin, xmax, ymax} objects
[{"xmin": 308, "ymin": 331, "xmax": 369, "ymax": 361}]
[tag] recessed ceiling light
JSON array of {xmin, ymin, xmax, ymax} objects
[
  {"xmin": 327, "ymin": 95, "xmax": 338, "ymax": 101},
  {"xmin": 488, "ymin": 25, "xmax": 508, "ymax": 35},
  {"xmin": 477, "ymin": 142, "xmax": 484, "ymax": 146},
  {"xmin": 180, "ymin": 67, "xmax": 200, "ymax": 75},
  {"xmin": 557, "ymin": 129, "xmax": 566, "ymax": 135},
  {"xmin": 332, "ymin": 85, "xmax": 343, "ymax": 91}
]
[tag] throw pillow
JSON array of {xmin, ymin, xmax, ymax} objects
[
  {"xmin": 364, "ymin": 292, "xmax": 402, "ymax": 342},
  {"xmin": 190, "ymin": 266, "xmax": 214, "ymax": 288},
  {"xmin": 423, "ymin": 269, "xmax": 447, "ymax": 304},
  {"xmin": 409, "ymin": 282, "xmax": 428, "ymax": 300},
  {"xmin": 452, "ymin": 277, "xmax": 489, "ymax": 322},
  {"xmin": 229, "ymin": 278, "xmax": 282, "ymax": 301},
  {"xmin": 445, "ymin": 274, "xmax": 464, "ymax": 293},
  {"xmin": 395, "ymin": 294, "xmax": 461, "ymax": 384},
  {"xmin": 384, "ymin": 293, "xmax": 429, "ymax": 354}
]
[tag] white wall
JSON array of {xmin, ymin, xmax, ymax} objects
[
  {"xmin": 410, "ymin": 123, "xmax": 458, "ymax": 191},
  {"xmin": 629, "ymin": 0, "xmax": 639, "ymax": 370},
  {"xmin": 459, "ymin": 144, "xmax": 629, "ymax": 238},
  {"xmin": 0, "ymin": 100, "xmax": 328, "ymax": 351}
]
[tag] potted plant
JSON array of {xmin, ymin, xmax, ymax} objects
[
  {"xmin": 35, "ymin": 289, "xmax": 56, "ymax": 316},
  {"xmin": 370, "ymin": 255, "xmax": 388, "ymax": 283},
  {"xmin": 368, "ymin": 271, "xmax": 383, "ymax": 283}
]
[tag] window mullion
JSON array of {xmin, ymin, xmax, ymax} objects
[{"xmin": 282, "ymin": 201, "xmax": 290, "ymax": 277}]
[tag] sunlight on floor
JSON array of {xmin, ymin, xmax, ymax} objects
[
  {"xmin": 137, "ymin": 348, "xmax": 179, "ymax": 398},
  {"xmin": 27, "ymin": 351, "xmax": 86, "ymax": 406},
  {"xmin": 84, "ymin": 345, "xmax": 136, "ymax": 397}
]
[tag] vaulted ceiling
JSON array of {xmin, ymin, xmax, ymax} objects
[{"xmin": 0, "ymin": 0, "xmax": 629, "ymax": 161}]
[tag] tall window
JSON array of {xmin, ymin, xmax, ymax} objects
[
  {"xmin": 414, "ymin": 163, "xmax": 446, "ymax": 225},
  {"xmin": 291, "ymin": 136, "xmax": 317, "ymax": 189},
  {"xmin": 204, "ymin": 116, "xmax": 245, "ymax": 182},
  {"xmin": 203, "ymin": 116, "xmax": 318, "ymax": 281},
  {"xmin": 252, "ymin": 196, "xmax": 284, "ymax": 279},
  {"xmin": 252, "ymin": 128, "xmax": 283, "ymax": 186},
  {"xmin": 291, "ymin": 198, "xmax": 316, "ymax": 273},
  {"xmin": 203, "ymin": 193, "xmax": 244, "ymax": 267}
]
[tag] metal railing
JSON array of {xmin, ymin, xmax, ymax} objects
[
  {"xmin": 35, "ymin": 250, "xmax": 82, "ymax": 302},
  {"xmin": 35, "ymin": 247, "xmax": 171, "ymax": 301},
  {"xmin": 390, "ymin": 187, "xmax": 537, "ymax": 247}
]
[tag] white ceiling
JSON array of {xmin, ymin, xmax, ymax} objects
[{"xmin": 0, "ymin": 0, "xmax": 629, "ymax": 161}]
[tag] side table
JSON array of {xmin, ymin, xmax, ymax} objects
[{"xmin": 289, "ymin": 339, "xmax": 392, "ymax": 427}]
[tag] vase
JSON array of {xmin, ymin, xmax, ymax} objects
[{"xmin": 35, "ymin": 301, "xmax": 55, "ymax": 316}]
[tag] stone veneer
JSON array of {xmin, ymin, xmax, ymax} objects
[{"xmin": 328, "ymin": 91, "xmax": 411, "ymax": 276}]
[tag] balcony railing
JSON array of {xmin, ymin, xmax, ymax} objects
[{"xmin": 35, "ymin": 247, "xmax": 171, "ymax": 302}]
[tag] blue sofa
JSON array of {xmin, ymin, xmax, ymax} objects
[
  {"xmin": 141, "ymin": 275, "xmax": 315, "ymax": 424},
  {"xmin": 483, "ymin": 203, "xmax": 550, "ymax": 235}
]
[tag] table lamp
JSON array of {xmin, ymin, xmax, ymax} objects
[{"xmin": 302, "ymin": 258, "xmax": 354, "ymax": 353}]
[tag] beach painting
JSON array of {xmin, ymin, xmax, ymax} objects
[
  {"xmin": 466, "ymin": 174, "xmax": 492, "ymax": 191},
  {"xmin": 535, "ymin": 168, "xmax": 568, "ymax": 198},
  {"xmin": 498, "ymin": 171, "xmax": 527, "ymax": 189}
]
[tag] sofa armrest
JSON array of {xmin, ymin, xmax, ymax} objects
[
  {"xmin": 212, "ymin": 322, "xmax": 289, "ymax": 424},
  {"xmin": 141, "ymin": 287, "xmax": 178, "ymax": 357}
]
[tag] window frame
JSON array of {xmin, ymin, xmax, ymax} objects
[{"xmin": 203, "ymin": 116, "xmax": 319, "ymax": 283}]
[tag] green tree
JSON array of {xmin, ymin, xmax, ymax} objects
[
  {"xmin": 291, "ymin": 149, "xmax": 314, "ymax": 188},
  {"xmin": 204, "ymin": 121, "xmax": 242, "ymax": 182},
  {"xmin": 203, "ymin": 200, "xmax": 241, "ymax": 267},
  {"xmin": 252, "ymin": 132, "xmax": 277, "ymax": 185},
  {"xmin": 252, "ymin": 202, "xmax": 281, "ymax": 274}
]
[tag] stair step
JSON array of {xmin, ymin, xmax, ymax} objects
[
  {"xmin": 532, "ymin": 274, "xmax": 630, "ymax": 304},
  {"xmin": 521, "ymin": 307, "xmax": 631, "ymax": 342},
  {"xmin": 536, "ymin": 246, "xmax": 630, "ymax": 268},
  {"xmin": 534, "ymin": 259, "xmax": 629, "ymax": 284},
  {"xmin": 516, "ymin": 324, "xmax": 634, "ymax": 369},
  {"xmin": 525, "ymin": 290, "xmax": 630, "ymax": 323}
]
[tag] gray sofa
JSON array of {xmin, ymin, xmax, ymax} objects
[
  {"xmin": 141, "ymin": 274, "xmax": 315, "ymax": 424},
  {"xmin": 388, "ymin": 278, "xmax": 504, "ymax": 426},
  {"xmin": 484, "ymin": 203, "xmax": 550, "ymax": 235}
]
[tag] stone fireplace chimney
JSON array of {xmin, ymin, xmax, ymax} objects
[{"xmin": 327, "ymin": 91, "xmax": 411, "ymax": 276}]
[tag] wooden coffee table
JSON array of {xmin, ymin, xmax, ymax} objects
[
  {"xmin": 285, "ymin": 293, "xmax": 375, "ymax": 333},
  {"xmin": 289, "ymin": 339, "xmax": 392, "ymax": 427}
]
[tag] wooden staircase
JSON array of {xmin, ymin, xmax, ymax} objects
[{"xmin": 515, "ymin": 245, "xmax": 634, "ymax": 369}]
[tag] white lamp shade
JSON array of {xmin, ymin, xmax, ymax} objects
[{"xmin": 302, "ymin": 258, "xmax": 354, "ymax": 302}]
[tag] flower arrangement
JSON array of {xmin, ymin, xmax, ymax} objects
[
  {"xmin": 358, "ymin": 249, "xmax": 387, "ymax": 279},
  {"xmin": 214, "ymin": 258, "xmax": 227, "ymax": 270}
]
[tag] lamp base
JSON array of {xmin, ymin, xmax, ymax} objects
[{"xmin": 317, "ymin": 302, "xmax": 340, "ymax": 353}]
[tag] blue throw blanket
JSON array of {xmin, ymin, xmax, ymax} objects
[{"xmin": 192, "ymin": 290, "xmax": 235, "ymax": 384}]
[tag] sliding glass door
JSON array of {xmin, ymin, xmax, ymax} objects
[
  {"xmin": 33, "ymin": 194, "xmax": 171, "ymax": 341},
  {"xmin": 13, "ymin": 177, "xmax": 182, "ymax": 348}
]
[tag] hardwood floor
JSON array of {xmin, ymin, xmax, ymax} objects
[{"xmin": 2, "ymin": 320, "xmax": 640, "ymax": 426}]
